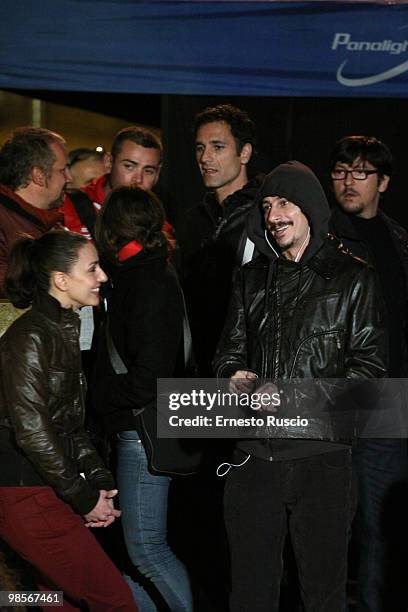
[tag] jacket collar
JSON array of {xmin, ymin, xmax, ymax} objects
[
  {"xmin": 0, "ymin": 184, "xmax": 62, "ymax": 230},
  {"xmin": 330, "ymin": 206, "xmax": 408, "ymax": 294},
  {"xmin": 330, "ymin": 207, "xmax": 360, "ymax": 240},
  {"xmin": 307, "ymin": 235, "xmax": 366, "ymax": 280},
  {"xmin": 246, "ymin": 235, "xmax": 357, "ymax": 281},
  {"xmin": 32, "ymin": 291, "xmax": 79, "ymax": 325},
  {"xmin": 82, "ymin": 173, "xmax": 109, "ymax": 205},
  {"xmin": 110, "ymin": 244, "xmax": 168, "ymax": 278},
  {"xmin": 203, "ymin": 174, "xmax": 265, "ymax": 213},
  {"xmin": 330, "ymin": 205, "xmax": 388, "ymax": 241}
]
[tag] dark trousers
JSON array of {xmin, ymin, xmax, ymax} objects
[
  {"xmin": 0, "ymin": 487, "xmax": 137, "ymax": 611},
  {"xmin": 353, "ymin": 438, "xmax": 408, "ymax": 612},
  {"xmin": 224, "ymin": 449, "xmax": 353, "ymax": 612}
]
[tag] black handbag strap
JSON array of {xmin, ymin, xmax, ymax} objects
[
  {"xmin": 105, "ymin": 289, "xmax": 194, "ymax": 374},
  {"xmin": 105, "ymin": 294, "xmax": 203, "ymax": 477},
  {"xmin": 180, "ymin": 289, "xmax": 195, "ymax": 373},
  {"xmin": 105, "ymin": 318, "xmax": 127, "ymax": 375}
]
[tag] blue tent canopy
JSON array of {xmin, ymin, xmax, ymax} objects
[{"xmin": 0, "ymin": 1, "xmax": 408, "ymax": 97}]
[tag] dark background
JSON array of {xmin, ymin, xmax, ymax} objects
[
  {"xmin": 161, "ymin": 95, "xmax": 408, "ymax": 230},
  {"xmin": 11, "ymin": 89, "xmax": 408, "ymax": 229}
]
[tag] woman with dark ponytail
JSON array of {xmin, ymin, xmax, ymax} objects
[
  {"xmin": 0, "ymin": 231, "xmax": 137, "ymax": 611},
  {"xmin": 94, "ymin": 186, "xmax": 193, "ymax": 612}
]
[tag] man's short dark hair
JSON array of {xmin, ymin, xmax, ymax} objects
[
  {"xmin": 330, "ymin": 135, "xmax": 393, "ymax": 178},
  {"xmin": 194, "ymin": 104, "xmax": 256, "ymax": 154},
  {"xmin": 0, "ymin": 127, "xmax": 65, "ymax": 191},
  {"xmin": 111, "ymin": 126, "xmax": 163, "ymax": 162},
  {"xmin": 68, "ymin": 147, "xmax": 105, "ymax": 168}
]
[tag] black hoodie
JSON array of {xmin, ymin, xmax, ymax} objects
[
  {"xmin": 244, "ymin": 162, "xmax": 348, "ymax": 459},
  {"xmin": 215, "ymin": 161, "xmax": 387, "ymax": 461},
  {"xmin": 246, "ymin": 160, "xmax": 330, "ymax": 263}
]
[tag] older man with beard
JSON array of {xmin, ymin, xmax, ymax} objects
[{"xmin": 0, "ymin": 127, "xmax": 69, "ymax": 296}]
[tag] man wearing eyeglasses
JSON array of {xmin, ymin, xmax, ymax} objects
[{"xmin": 330, "ymin": 135, "xmax": 408, "ymax": 612}]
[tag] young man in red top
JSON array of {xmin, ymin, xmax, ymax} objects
[{"xmin": 63, "ymin": 126, "xmax": 167, "ymax": 240}]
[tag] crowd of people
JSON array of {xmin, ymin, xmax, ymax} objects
[{"xmin": 0, "ymin": 104, "xmax": 406, "ymax": 612}]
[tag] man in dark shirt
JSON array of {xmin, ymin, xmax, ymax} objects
[
  {"xmin": 177, "ymin": 104, "xmax": 264, "ymax": 611},
  {"xmin": 330, "ymin": 135, "xmax": 408, "ymax": 612},
  {"xmin": 178, "ymin": 104, "xmax": 263, "ymax": 376}
]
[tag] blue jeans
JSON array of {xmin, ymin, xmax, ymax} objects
[
  {"xmin": 353, "ymin": 438, "xmax": 408, "ymax": 612},
  {"xmin": 116, "ymin": 430, "xmax": 193, "ymax": 612}
]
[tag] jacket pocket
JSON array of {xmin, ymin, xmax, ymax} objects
[
  {"xmin": 290, "ymin": 330, "xmax": 345, "ymax": 378},
  {"xmin": 48, "ymin": 368, "xmax": 78, "ymax": 399}
]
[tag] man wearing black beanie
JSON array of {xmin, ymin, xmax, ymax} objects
[{"xmin": 214, "ymin": 161, "xmax": 387, "ymax": 612}]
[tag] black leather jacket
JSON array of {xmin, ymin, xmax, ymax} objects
[
  {"xmin": 330, "ymin": 208, "xmax": 408, "ymax": 289},
  {"xmin": 0, "ymin": 291, "xmax": 114, "ymax": 515},
  {"xmin": 214, "ymin": 161, "xmax": 388, "ymax": 460},
  {"xmin": 330, "ymin": 207, "xmax": 408, "ymax": 377},
  {"xmin": 214, "ymin": 238, "xmax": 387, "ymax": 459},
  {"xmin": 214, "ymin": 237, "xmax": 387, "ymax": 382}
]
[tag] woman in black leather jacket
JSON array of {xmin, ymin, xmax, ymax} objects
[{"xmin": 0, "ymin": 230, "xmax": 136, "ymax": 611}]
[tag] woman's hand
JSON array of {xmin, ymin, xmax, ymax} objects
[{"xmin": 83, "ymin": 489, "xmax": 121, "ymax": 528}]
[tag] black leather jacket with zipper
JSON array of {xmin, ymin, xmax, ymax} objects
[
  {"xmin": 214, "ymin": 160, "xmax": 388, "ymax": 461},
  {"xmin": 0, "ymin": 291, "xmax": 114, "ymax": 515},
  {"xmin": 214, "ymin": 238, "xmax": 388, "ymax": 460},
  {"xmin": 215, "ymin": 236, "xmax": 387, "ymax": 381}
]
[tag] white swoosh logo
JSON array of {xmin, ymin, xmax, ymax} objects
[{"xmin": 337, "ymin": 59, "xmax": 408, "ymax": 86}]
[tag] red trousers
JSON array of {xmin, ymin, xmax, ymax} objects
[{"xmin": 0, "ymin": 487, "xmax": 137, "ymax": 611}]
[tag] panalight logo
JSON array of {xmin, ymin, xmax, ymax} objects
[{"xmin": 332, "ymin": 32, "xmax": 408, "ymax": 87}]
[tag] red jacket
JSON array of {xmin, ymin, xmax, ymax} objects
[
  {"xmin": 0, "ymin": 185, "xmax": 62, "ymax": 297},
  {"xmin": 62, "ymin": 174, "xmax": 107, "ymax": 240},
  {"xmin": 63, "ymin": 174, "xmax": 175, "ymax": 243}
]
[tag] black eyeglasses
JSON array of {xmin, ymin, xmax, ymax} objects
[{"xmin": 331, "ymin": 168, "xmax": 379, "ymax": 181}]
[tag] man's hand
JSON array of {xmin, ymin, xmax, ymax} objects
[
  {"xmin": 253, "ymin": 382, "xmax": 280, "ymax": 412},
  {"xmin": 230, "ymin": 370, "xmax": 258, "ymax": 394},
  {"xmin": 84, "ymin": 489, "xmax": 121, "ymax": 528}
]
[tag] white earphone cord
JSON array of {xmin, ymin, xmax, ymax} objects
[
  {"xmin": 294, "ymin": 228, "xmax": 311, "ymax": 263},
  {"xmin": 216, "ymin": 453, "xmax": 251, "ymax": 477}
]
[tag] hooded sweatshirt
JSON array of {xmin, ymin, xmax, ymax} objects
[
  {"xmin": 231, "ymin": 162, "xmax": 356, "ymax": 460},
  {"xmin": 246, "ymin": 160, "xmax": 330, "ymax": 264}
]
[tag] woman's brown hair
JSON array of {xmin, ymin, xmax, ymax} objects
[
  {"xmin": 95, "ymin": 185, "xmax": 167, "ymax": 263},
  {"xmin": 6, "ymin": 230, "xmax": 88, "ymax": 309}
]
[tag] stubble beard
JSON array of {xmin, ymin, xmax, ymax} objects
[{"xmin": 338, "ymin": 197, "xmax": 365, "ymax": 216}]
